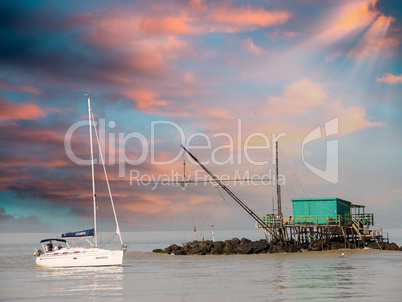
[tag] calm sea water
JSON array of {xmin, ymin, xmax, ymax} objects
[{"xmin": 1, "ymin": 230, "xmax": 402, "ymax": 301}]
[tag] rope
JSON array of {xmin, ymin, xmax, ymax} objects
[{"xmin": 280, "ymin": 149, "xmax": 308, "ymax": 198}]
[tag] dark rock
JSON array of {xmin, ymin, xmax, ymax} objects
[
  {"xmin": 153, "ymin": 235, "xmax": 400, "ymax": 255},
  {"xmin": 252, "ymin": 239, "xmax": 269, "ymax": 254},
  {"xmin": 212, "ymin": 241, "xmax": 225, "ymax": 250},
  {"xmin": 376, "ymin": 242, "xmax": 387, "ymax": 250},
  {"xmin": 239, "ymin": 238, "xmax": 251, "ymax": 245},
  {"xmin": 183, "ymin": 242, "xmax": 192, "ymax": 250},
  {"xmin": 309, "ymin": 239, "xmax": 325, "ymax": 251},
  {"xmin": 295, "ymin": 243, "xmax": 309, "ymax": 252},
  {"xmin": 384, "ymin": 242, "xmax": 399, "ymax": 251},
  {"xmin": 236, "ymin": 242, "xmax": 253, "ymax": 254},
  {"xmin": 210, "ymin": 248, "xmax": 223, "ymax": 255},
  {"xmin": 223, "ymin": 242, "xmax": 236, "ymax": 254},
  {"xmin": 200, "ymin": 241, "xmax": 212, "ymax": 254},
  {"xmin": 367, "ymin": 242, "xmax": 381, "ymax": 249},
  {"xmin": 331, "ymin": 241, "xmax": 345, "ymax": 250},
  {"xmin": 287, "ymin": 244, "xmax": 299, "ymax": 253},
  {"xmin": 210, "ymin": 241, "xmax": 225, "ymax": 254},
  {"xmin": 165, "ymin": 244, "xmax": 181, "ymax": 254},
  {"xmin": 270, "ymin": 241, "xmax": 287, "ymax": 253},
  {"xmin": 228, "ymin": 237, "xmax": 240, "ymax": 246},
  {"xmin": 190, "ymin": 241, "xmax": 201, "ymax": 249},
  {"xmin": 187, "ymin": 247, "xmax": 203, "ymax": 255}
]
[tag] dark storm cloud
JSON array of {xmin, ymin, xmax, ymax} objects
[
  {"xmin": 0, "ymin": 208, "xmax": 50, "ymax": 232},
  {"xmin": 0, "ymin": 1, "xmax": 173, "ymax": 88}
]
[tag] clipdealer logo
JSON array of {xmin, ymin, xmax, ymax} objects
[
  {"xmin": 64, "ymin": 117, "xmax": 339, "ymax": 184},
  {"xmin": 302, "ymin": 118, "xmax": 339, "ymax": 184}
]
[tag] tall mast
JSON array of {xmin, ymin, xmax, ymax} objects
[
  {"xmin": 90, "ymin": 111, "xmax": 124, "ymax": 247},
  {"xmin": 86, "ymin": 94, "xmax": 98, "ymax": 248},
  {"xmin": 276, "ymin": 141, "xmax": 282, "ymax": 217}
]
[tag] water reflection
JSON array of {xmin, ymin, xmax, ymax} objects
[
  {"xmin": 286, "ymin": 253, "xmax": 379, "ymax": 300},
  {"xmin": 36, "ymin": 266, "xmax": 124, "ymax": 300},
  {"xmin": 252, "ymin": 251, "xmax": 389, "ymax": 301}
]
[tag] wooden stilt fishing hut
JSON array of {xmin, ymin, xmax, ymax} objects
[{"xmin": 180, "ymin": 144, "xmax": 388, "ymax": 249}]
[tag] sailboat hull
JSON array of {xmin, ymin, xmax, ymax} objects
[{"xmin": 36, "ymin": 248, "xmax": 124, "ymax": 268}]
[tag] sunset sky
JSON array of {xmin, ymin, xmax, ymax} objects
[{"xmin": 0, "ymin": 0, "xmax": 401, "ymax": 235}]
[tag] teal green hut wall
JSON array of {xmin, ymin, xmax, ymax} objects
[{"xmin": 291, "ymin": 198, "xmax": 352, "ymax": 224}]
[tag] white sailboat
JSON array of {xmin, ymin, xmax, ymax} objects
[{"xmin": 35, "ymin": 95, "xmax": 126, "ymax": 267}]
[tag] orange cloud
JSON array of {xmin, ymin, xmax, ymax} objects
[
  {"xmin": 306, "ymin": 0, "xmax": 399, "ymax": 58},
  {"xmin": 0, "ymin": 97, "xmax": 46, "ymax": 122},
  {"xmin": 376, "ymin": 73, "xmax": 402, "ymax": 84},
  {"xmin": 331, "ymin": 0, "xmax": 379, "ymax": 34},
  {"xmin": 122, "ymin": 194, "xmax": 172, "ymax": 215},
  {"xmin": 347, "ymin": 15, "xmax": 397, "ymax": 58},
  {"xmin": 139, "ymin": 12, "xmax": 199, "ymax": 35},
  {"xmin": 208, "ymin": 3, "xmax": 291, "ymax": 33}
]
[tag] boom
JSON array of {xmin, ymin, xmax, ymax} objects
[{"xmin": 180, "ymin": 145, "xmax": 278, "ymax": 240}]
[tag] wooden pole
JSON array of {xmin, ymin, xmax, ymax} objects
[{"xmin": 276, "ymin": 141, "xmax": 282, "ymax": 217}]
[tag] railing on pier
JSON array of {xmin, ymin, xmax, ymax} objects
[
  {"xmin": 351, "ymin": 213, "xmax": 374, "ymax": 226},
  {"xmin": 264, "ymin": 214, "xmax": 283, "ymax": 225},
  {"xmin": 292, "ymin": 215, "xmax": 351, "ymax": 226},
  {"xmin": 260, "ymin": 213, "xmax": 376, "ymax": 228},
  {"xmin": 261, "ymin": 214, "xmax": 353, "ymax": 227}
]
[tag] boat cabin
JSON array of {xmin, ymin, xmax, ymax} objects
[{"xmin": 35, "ymin": 239, "xmax": 69, "ymax": 256}]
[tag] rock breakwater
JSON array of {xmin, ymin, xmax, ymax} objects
[{"xmin": 153, "ymin": 238, "xmax": 402, "ymax": 255}]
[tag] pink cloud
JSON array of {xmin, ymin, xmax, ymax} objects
[
  {"xmin": 266, "ymin": 78, "xmax": 327, "ymax": 115},
  {"xmin": 0, "ymin": 121, "xmax": 65, "ymax": 147},
  {"xmin": 124, "ymin": 87, "xmax": 168, "ymax": 111},
  {"xmin": 0, "ymin": 153, "xmax": 69, "ymax": 168},
  {"xmin": 376, "ymin": 73, "xmax": 402, "ymax": 84},
  {"xmin": 189, "ymin": 0, "xmax": 208, "ymax": 13},
  {"xmin": 329, "ymin": 100, "xmax": 384, "ymax": 135},
  {"xmin": 79, "ymin": 2, "xmax": 292, "ymax": 44},
  {"xmin": 0, "ymin": 79, "xmax": 41, "ymax": 95},
  {"xmin": 0, "ymin": 97, "xmax": 46, "ymax": 122},
  {"xmin": 260, "ymin": 78, "xmax": 383, "ymax": 141},
  {"xmin": 269, "ymin": 29, "xmax": 299, "ymax": 40},
  {"xmin": 195, "ymin": 105, "xmax": 233, "ymax": 120},
  {"xmin": 245, "ymin": 38, "xmax": 262, "ymax": 55},
  {"xmin": 207, "ymin": 3, "xmax": 291, "ymax": 33}
]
